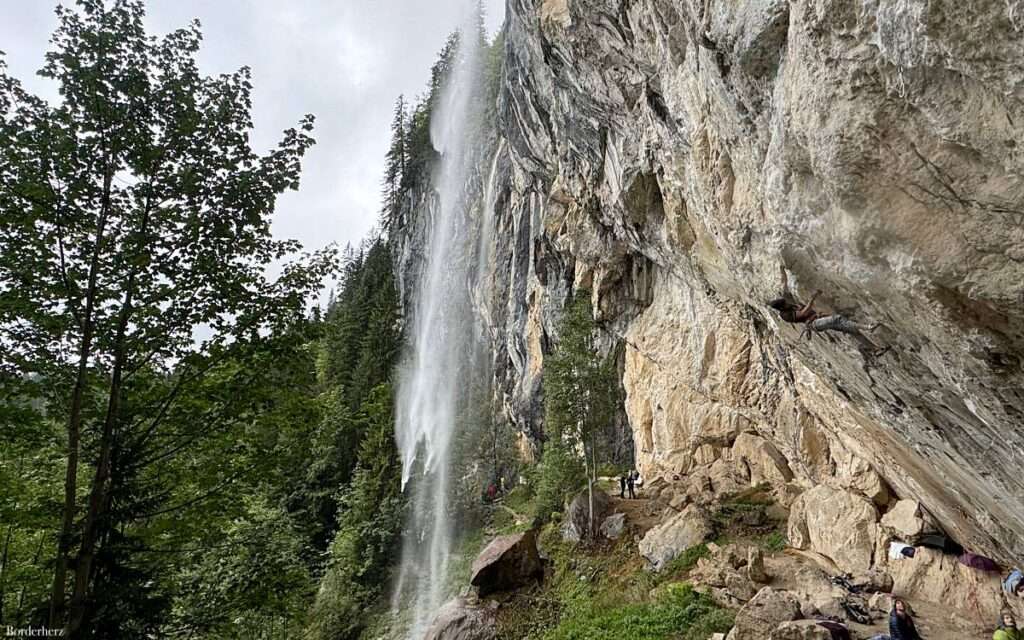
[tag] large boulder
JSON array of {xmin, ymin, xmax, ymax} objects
[
  {"xmin": 469, "ymin": 530, "xmax": 543, "ymax": 597},
  {"xmin": 561, "ymin": 485, "xmax": 612, "ymax": 542},
  {"xmin": 732, "ymin": 432, "xmax": 795, "ymax": 487},
  {"xmin": 879, "ymin": 499, "xmax": 936, "ymax": 542},
  {"xmin": 599, "ymin": 512, "xmax": 626, "ymax": 540},
  {"xmin": 423, "ymin": 598, "xmax": 496, "ymax": 640},
  {"xmin": 885, "ymin": 546, "xmax": 1007, "ymax": 622},
  {"xmin": 768, "ymin": 620, "xmax": 833, "ymax": 640},
  {"xmin": 639, "ymin": 504, "xmax": 713, "ymax": 571},
  {"xmin": 726, "ymin": 587, "xmax": 802, "ymax": 640},
  {"xmin": 787, "ymin": 485, "xmax": 879, "ymax": 574}
]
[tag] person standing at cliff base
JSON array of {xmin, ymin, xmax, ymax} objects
[
  {"xmin": 619, "ymin": 474, "xmax": 627, "ymax": 499},
  {"xmin": 995, "ymin": 611, "xmax": 1022, "ymax": 640},
  {"xmin": 889, "ymin": 599, "xmax": 923, "ymax": 640},
  {"xmin": 627, "ymin": 471, "xmax": 636, "ymax": 499}
]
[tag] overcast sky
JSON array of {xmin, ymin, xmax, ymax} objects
[{"xmin": 0, "ymin": 0, "xmax": 505, "ymax": 298}]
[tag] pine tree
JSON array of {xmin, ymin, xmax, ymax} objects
[{"xmin": 380, "ymin": 95, "xmax": 407, "ymax": 232}]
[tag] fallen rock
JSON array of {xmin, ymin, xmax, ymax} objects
[
  {"xmin": 850, "ymin": 568, "xmax": 893, "ymax": 593},
  {"xmin": 424, "ymin": 598, "xmax": 496, "ymax": 640},
  {"xmin": 639, "ymin": 504, "xmax": 713, "ymax": 571},
  {"xmin": 726, "ymin": 587, "xmax": 802, "ymax": 640},
  {"xmin": 599, "ymin": 512, "xmax": 626, "ymax": 540},
  {"xmin": 469, "ymin": 530, "xmax": 543, "ymax": 597},
  {"xmin": 561, "ymin": 485, "xmax": 612, "ymax": 542},
  {"xmin": 732, "ymin": 432, "xmax": 795, "ymax": 487},
  {"xmin": 879, "ymin": 499, "xmax": 935, "ymax": 542},
  {"xmin": 748, "ymin": 547, "xmax": 769, "ymax": 583},
  {"xmin": 787, "ymin": 485, "xmax": 879, "ymax": 574},
  {"xmin": 691, "ymin": 556, "xmax": 759, "ymax": 605},
  {"xmin": 886, "ymin": 545, "xmax": 1005, "ymax": 622},
  {"xmin": 768, "ymin": 620, "xmax": 833, "ymax": 640}
]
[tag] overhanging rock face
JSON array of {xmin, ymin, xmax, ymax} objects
[{"xmin": 481, "ymin": 0, "xmax": 1024, "ymax": 567}]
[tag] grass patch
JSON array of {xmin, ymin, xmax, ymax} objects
[
  {"xmin": 535, "ymin": 583, "xmax": 732, "ymax": 640},
  {"xmin": 760, "ymin": 531, "xmax": 787, "ymax": 552},
  {"xmin": 496, "ymin": 523, "xmax": 732, "ymax": 640}
]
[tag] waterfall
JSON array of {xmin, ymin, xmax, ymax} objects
[{"xmin": 391, "ymin": 8, "xmax": 495, "ymax": 638}]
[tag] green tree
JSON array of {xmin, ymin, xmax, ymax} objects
[
  {"xmin": 307, "ymin": 384, "xmax": 406, "ymax": 640},
  {"xmin": 542, "ymin": 291, "xmax": 621, "ymax": 538},
  {"xmin": 0, "ymin": 1, "xmax": 334, "ymax": 635},
  {"xmin": 381, "ymin": 96, "xmax": 407, "ymax": 232}
]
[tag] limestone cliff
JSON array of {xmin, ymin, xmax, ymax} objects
[{"xmin": 402, "ymin": 0, "xmax": 1024, "ymax": 579}]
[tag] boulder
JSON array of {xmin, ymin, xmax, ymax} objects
[
  {"xmin": 768, "ymin": 620, "xmax": 833, "ymax": 640},
  {"xmin": 879, "ymin": 499, "xmax": 935, "ymax": 542},
  {"xmin": 886, "ymin": 545, "xmax": 1005, "ymax": 622},
  {"xmin": 726, "ymin": 587, "xmax": 802, "ymax": 640},
  {"xmin": 691, "ymin": 556, "xmax": 759, "ymax": 606},
  {"xmin": 469, "ymin": 530, "xmax": 543, "ymax": 597},
  {"xmin": 787, "ymin": 485, "xmax": 879, "ymax": 574},
  {"xmin": 599, "ymin": 512, "xmax": 626, "ymax": 540},
  {"xmin": 748, "ymin": 547, "xmax": 769, "ymax": 583},
  {"xmin": 732, "ymin": 432, "xmax": 795, "ymax": 487},
  {"xmin": 424, "ymin": 598, "xmax": 496, "ymax": 640},
  {"xmin": 561, "ymin": 485, "xmax": 612, "ymax": 542},
  {"xmin": 850, "ymin": 568, "xmax": 893, "ymax": 593},
  {"xmin": 639, "ymin": 504, "xmax": 713, "ymax": 571}
]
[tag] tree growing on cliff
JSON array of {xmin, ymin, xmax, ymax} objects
[
  {"xmin": 542, "ymin": 291, "xmax": 621, "ymax": 537},
  {"xmin": 0, "ymin": 1, "xmax": 334, "ymax": 634}
]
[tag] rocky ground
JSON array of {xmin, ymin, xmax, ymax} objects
[{"xmin": 422, "ymin": 476, "xmax": 1010, "ymax": 639}]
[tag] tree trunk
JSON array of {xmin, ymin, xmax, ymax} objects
[
  {"xmin": 0, "ymin": 523, "xmax": 13, "ymax": 623},
  {"xmin": 66, "ymin": 263, "xmax": 136, "ymax": 638},
  {"xmin": 49, "ymin": 190, "xmax": 109, "ymax": 627}
]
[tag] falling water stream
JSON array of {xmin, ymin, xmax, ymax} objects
[{"xmin": 391, "ymin": 8, "xmax": 502, "ymax": 637}]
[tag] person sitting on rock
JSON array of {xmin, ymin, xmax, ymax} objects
[
  {"xmin": 995, "ymin": 611, "xmax": 1021, "ymax": 640},
  {"xmin": 889, "ymin": 598, "xmax": 923, "ymax": 640}
]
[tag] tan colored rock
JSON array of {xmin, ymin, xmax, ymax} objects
[
  {"xmin": 787, "ymin": 485, "xmax": 879, "ymax": 574},
  {"xmin": 639, "ymin": 504, "xmax": 713, "ymax": 571},
  {"xmin": 887, "ymin": 546, "xmax": 1005, "ymax": 623},
  {"xmin": 880, "ymin": 499, "xmax": 934, "ymax": 541},
  {"xmin": 732, "ymin": 432, "xmax": 795, "ymax": 487},
  {"xmin": 748, "ymin": 547, "xmax": 770, "ymax": 583},
  {"xmin": 768, "ymin": 620, "xmax": 833, "ymax": 640},
  {"xmin": 726, "ymin": 587, "xmax": 802, "ymax": 640}
]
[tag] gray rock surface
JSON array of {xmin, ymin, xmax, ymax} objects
[
  {"xmin": 639, "ymin": 504, "xmax": 713, "ymax": 570},
  {"xmin": 726, "ymin": 587, "xmax": 802, "ymax": 640},
  {"xmin": 599, "ymin": 512, "xmax": 626, "ymax": 540},
  {"xmin": 395, "ymin": 0, "xmax": 1024, "ymax": 571},
  {"xmin": 469, "ymin": 530, "xmax": 543, "ymax": 597},
  {"xmin": 561, "ymin": 485, "xmax": 613, "ymax": 542},
  {"xmin": 423, "ymin": 598, "xmax": 496, "ymax": 640}
]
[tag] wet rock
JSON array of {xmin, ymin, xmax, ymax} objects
[
  {"xmin": 424, "ymin": 598, "xmax": 496, "ymax": 640},
  {"xmin": 726, "ymin": 587, "xmax": 802, "ymax": 640},
  {"xmin": 470, "ymin": 530, "xmax": 543, "ymax": 597},
  {"xmin": 639, "ymin": 504, "xmax": 713, "ymax": 571},
  {"xmin": 787, "ymin": 485, "xmax": 879, "ymax": 574},
  {"xmin": 599, "ymin": 512, "xmax": 626, "ymax": 540}
]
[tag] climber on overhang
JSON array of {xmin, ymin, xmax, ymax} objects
[{"xmin": 768, "ymin": 291, "xmax": 821, "ymax": 324}]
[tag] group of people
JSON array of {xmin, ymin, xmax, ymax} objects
[
  {"xmin": 880, "ymin": 597, "xmax": 1020, "ymax": 639},
  {"xmin": 618, "ymin": 470, "xmax": 642, "ymax": 499}
]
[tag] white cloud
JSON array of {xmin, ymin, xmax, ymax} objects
[{"xmin": 0, "ymin": 0, "xmax": 505, "ymax": 303}]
